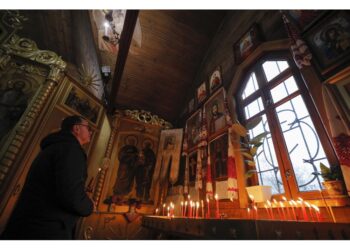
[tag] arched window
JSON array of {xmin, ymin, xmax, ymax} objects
[{"xmin": 236, "ymin": 53, "xmax": 337, "ymax": 199}]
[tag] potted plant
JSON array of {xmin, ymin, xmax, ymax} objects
[
  {"xmin": 320, "ymin": 163, "xmax": 345, "ymax": 196},
  {"xmin": 231, "ymin": 116, "xmax": 271, "ymax": 202}
]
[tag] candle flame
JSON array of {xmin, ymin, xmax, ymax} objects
[
  {"xmin": 247, "ymin": 208, "xmax": 250, "ymax": 212},
  {"xmin": 196, "ymin": 201, "xmax": 200, "ymax": 208},
  {"xmin": 156, "ymin": 208, "xmax": 159, "ymax": 213},
  {"xmin": 311, "ymin": 204, "xmax": 319, "ymax": 212},
  {"xmin": 282, "ymin": 196, "xmax": 287, "ymax": 201},
  {"xmin": 207, "ymin": 198, "xmax": 209, "ymax": 203},
  {"xmin": 185, "ymin": 201, "xmax": 188, "ymax": 206},
  {"xmin": 298, "ymin": 197, "xmax": 303, "ymax": 202},
  {"xmin": 163, "ymin": 204, "xmax": 166, "ymax": 207},
  {"xmin": 264, "ymin": 204, "xmax": 268, "ymax": 209},
  {"xmin": 253, "ymin": 205, "xmax": 257, "ymax": 211},
  {"xmin": 188, "ymin": 195, "xmax": 191, "ymax": 199},
  {"xmin": 273, "ymin": 199, "xmax": 277, "ymax": 204},
  {"xmin": 304, "ymin": 201, "xmax": 311, "ymax": 208},
  {"xmin": 267, "ymin": 200, "xmax": 271, "ymax": 207},
  {"xmin": 181, "ymin": 201, "xmax": 183, "ymax": 206},
  {"xmin": 215, "ymin": 194, "xmax": 218, "ymax": 200},
  {"xmin": 279, "ymin": 201, "xmax": 284, "ymax": 208}
]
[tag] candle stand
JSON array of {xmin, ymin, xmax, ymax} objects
[{"xmin": 142, "ymin": 215, "xmax": 350, "ymax": 240}]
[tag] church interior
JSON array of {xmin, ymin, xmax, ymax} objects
[{"xmin": 1, "ymin": 9, "xmax": 350, "ymax": 240}]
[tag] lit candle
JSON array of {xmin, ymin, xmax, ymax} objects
[
  {"xmin": 311, "ymin": 204, "xmax": 321, "ymax": 222},
  {"xmin": 206, "ymin": 198, "xmax": 210, "ymax": 218},
  {"xmin": 289, "ymin": 200, "xmax": 297, "ymax": 221},
  {"xmin": 167, "ymin": 206, "xmax": 170, "ymax": 218},
  {"xmin": 196, "ymin": 201, "xmax": 199, "ymax": 219},
  {"xmin": 282, "ymin": 196, "xmax": 291, "ymax": 220},
  {"xmin": 215, "ymin": 194, "xmax": 220, "ymax": 219},
  {"xmin": 254, "ymin": 205, "xmax": 258, "ymax": 220},
  {"xmin": 192, "ymin": 202, "xmax": 196, "ymax": 218},
  {"xmin": 184, "ymin": 201, "xmax": 188, "ymax": 217},
  {"xmin": 247, "ymin": 207, "xmax": 251, "ymax": 220},
  {"xmin": 189, "ymin": 201, "xmax": 192, "ymax": 218},
  {"xmin": 267, "ymin": 200, "xmax": 274, "ymax": 220},
  {"xmin": 298, "ymin": 198, "xmax": 309, "ymax": 221},
  {"xmin": 279, "ymin": 201, "xmax": 286, "ymax": 220},
  {"xmin": 264, "ymin": 204, "xmax": 271, "ymax": 220},
  {"xmin": 201, "ymin": 200, "xmax": 204, "ymax": 218},
  {"xmin": 180, "ymin": 201, "xmax": 184, "ymax": 217},
  {"xmin": 163, "ymin": 203, "xmax": 166, "ymax": 216},
  {"xmin": 305, "ymin": 201, "xmax": 314, "ymax": 221},
  {"xmin": 273, "ymin": 199, "xmax": 282, "ymax": 220},
  {"xmin": 155, "ymin": 208, "xmax": 159, "ymax": 215}
]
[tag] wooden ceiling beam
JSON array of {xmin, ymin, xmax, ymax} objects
[{"xmin": 107, "ymin": 10, "xmax": 139, "ymax": 114}]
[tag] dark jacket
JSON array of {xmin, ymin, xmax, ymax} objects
[{"xmin": 1, "ymin": 131, "xmax": 93, "ymax": 239}]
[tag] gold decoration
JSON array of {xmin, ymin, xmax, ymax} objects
[
  {"xmin": 9, "ymin": 61, "xmax": 47, "ymax": 77},
  {"xmin": 123, "ymin": 109, "xmax": 172, "ymax": 129},
  {"xmin": 78, "ymin": 64, "xmax": 100, "ymax": 91},
  {"xmin": 83, "ymin": 226, "xmax": 94, "ymax": 240},
  {"xmin": 2, "ymin": 35, "xmax": 66, "ymax": 71},
  {"xmin": 1, "ymin": 10, "xmax": 28, "ymax": 30}
]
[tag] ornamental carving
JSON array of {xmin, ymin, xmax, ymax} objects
[
  {"xmin": 123, "ymin": 109, "xmax": 172, "ymax": 129},
  {"xmin": 1, "ymin": 11, "xmax": 27, "ymax": 30},
  {"xmin": 2, "ymin": 35, "xmax": 66, "ymax": 71}
]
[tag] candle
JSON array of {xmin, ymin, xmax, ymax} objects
[
  {"xmin": 305, "ymin": 201, "xmax": 314, "ymax": 221},
  {"xmin": 254, "ymin": 205, "xmax": 258, "ymax": 220},
  {"xmin": 289, "ymin": 200, "xmax": 297, "ymax": 221},
  {"xmin": 267, "ymin": 200, "xmax": 274, "ymax": 220},
  {"xmin": 273, "ymin": 199, "xmax": 282, "ymax": 220},
  {"xmin": 196, "ymin": 202, "xmax": 199, "ymax": 219},
  {"xmin": 282, "ymin": 196, "xmax": 291, "ymax": 220},
  {"xmin": 311, "ymin": 204, "xmax": 321, "ymax": 222},
  {"xmin": 279, "ymin": 201, "xmax": 286, "ymax": 220},
  {"xmin": 192, "ymin": 202, "xmax": 195, "ymax": 218},
  {"xmin": 215, "ymin": 194, "xmax": 220, "ymax": 219},
  {"xmin": 298, "ymin": 198, "xmax": 309, "ymax": 221},
  {"xmin": 184, "ymin": 201, "xmax": 188, "ymax": 217},
  {"xmin": 167, "ymin": 206, "xmax": 170, "ymax": 218},
  {"xmin": 155, "ymin": 208, "xmax": 159, "ymax": 215},
  {"xmin": 189, "ymin": 201, "xmax": 192, "ymax": 218},
  {"xmin": 247, "ymin": 207, "xmax": 251, "ymax": 220},
  {"xmin": 180, "ymin": 201, "xmax": 184, "ymax": 217},
  {"xmin": 207, "ymin": 198, "xmax": 210, "ymax": 218},
  {"xmin": 201, "ymin": 200, "xmax": 204, "ymax": 218},
  {"xmin": 264, "ymin": 204, "xmax": 271, "ymax": 220},
  {"xmin": 162, "ymin": 203, "xmax": 166, "ymax": 216}
]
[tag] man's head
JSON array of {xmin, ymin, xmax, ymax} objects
[{"xmin": 61, "ymin": 115, "xmax": 92, "ymax": 145}]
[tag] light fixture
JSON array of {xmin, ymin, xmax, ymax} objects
[{"xmin": 102, "ymin": 10, "xmax": 120, "ymax": 46}]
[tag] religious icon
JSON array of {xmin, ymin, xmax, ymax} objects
[
  {"xmin": 209, "ymin": 68, "xmax": 222, "ymax": 94},
  {"xmin": 209, "ymin": 134, "xmax": 228, "ymax": 179},
  {"xmin": 204, "ymin": 88, "xmax": 227, "ymax": 137},
  {"xmin": 188, "ymin": 151, "xmax": 198, "ymax": 184},
  {"xmin": 196, "ymin": 82, "xmax": 207, "ymax": 104},
  {"xmin": 186, "ymin": 110, "xmax": 201, "ymax": 150}
]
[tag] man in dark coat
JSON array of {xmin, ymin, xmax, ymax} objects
[{"xmin": 1, "ymin": 115, "xmax": 94, "ymax": 240}]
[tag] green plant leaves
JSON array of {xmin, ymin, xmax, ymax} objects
[
  {"xmin": 245, "ymin": 116, "xmax": 262, "ymax": 130},
  {"xmin": 249, "ymin": 132, "xmax": 269, "ymax": 145}
]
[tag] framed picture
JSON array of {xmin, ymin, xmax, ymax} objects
[
  {"xmin": 209, "ymin": 133, "xmax": 228, "ymax": 180},
  {"xmin": 188, "ymin": 150, "xmax": 198, "ymax": 184},
  {"xmin": 209, "ymin": 67, "xmax": 222, "ymax": 94},
  {"xmin": 283, "ymin": 10, "xmax": 327, "ymax": 34},
  {"xmin": 196, "ymin": 81, "xmax": 207, "ymax": 104},
  {"xmin": 332, "ymin": 77, "xmax": 350, "ymax": 127},
  {"xmin": 204, "ymin": 88, "xmax": 227, "ymax": 138},
  {"xmin": 304, "ymin": 11, "xmax": 350, "ymax": 78},
  {"xmin": 234, "ymin": 23, "xmax": 263, "ymax": 64},
  {"xmin": 188, "ymin": 98, "xmax": 195, "ymax": 114},
  {"xmin": 63, "ymin": 84, "xmax": 102, "ymax": 125},
  {"xmin": 186, "ymin": 109, "xmax": 201, "ymax": 150}
]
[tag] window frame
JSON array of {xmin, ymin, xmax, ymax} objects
[{"xmin": 236, "ymin": 52, "xmax": 339, "ymax": 200}]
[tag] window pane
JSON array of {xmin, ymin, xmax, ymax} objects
[
  {"xmin": 247, "ymin": 115, "xmax": 284, "ymax": 194},
  {"xmin": 242, "ymin": 72, "xmax": 259, "ymax": 100},
  {"xmin": 263, "ymin": 60, "xmax": 289, "ymax": 82},
  {"xmin": 275, "ymin": 95, "xmax": 329, "ymax": 191},
  {"xmin": 270, "ymin": 76, "xmax": 299, "ymax": 103},
  {"xmin": 244, "ymin": 97, "xmax": 264, "ymax": 119}
]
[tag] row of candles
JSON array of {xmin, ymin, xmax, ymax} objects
[
  {"xmin": 248, "ymin": 195, "xmax": 322, "ymax": 222},
  {"xmin": 155, "ymin": 193, "xmax": 329, "ymax": 222},
  {"xmin": 155, "ymin": 194, "xmax": 221, "ymax": 219}
]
